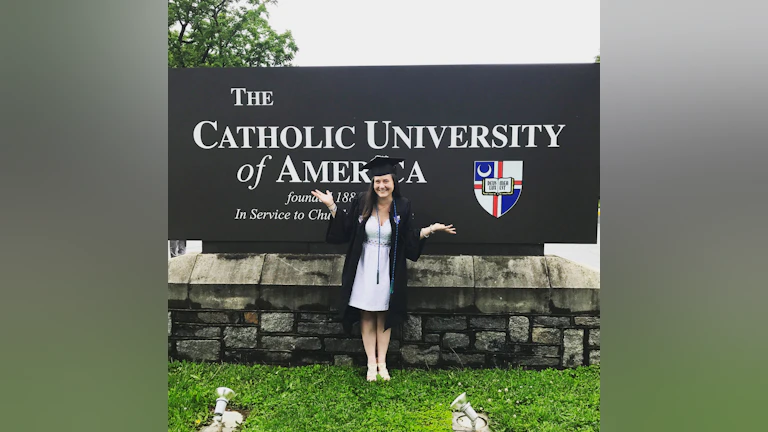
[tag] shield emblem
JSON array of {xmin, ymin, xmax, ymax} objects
[{"xmin": 474, "ymin": 161, "xmax": 523, "ymax": 218}]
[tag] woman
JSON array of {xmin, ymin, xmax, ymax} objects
[{"xmin": 311, "ymin": 155, "xmax": 456, "ymax": 381}]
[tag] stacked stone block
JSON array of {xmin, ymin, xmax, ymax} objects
[
  {"xmin": 168, "ymin": 253, "xmax": 600, "ymax": 369},
  {"xmin": 169, "ymin": 310, "xmax": 600, "ymax": 368}
]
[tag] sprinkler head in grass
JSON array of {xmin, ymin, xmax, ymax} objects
[
  {"xmin": 451, "ymin": 393, "xmax": 478, "ymax": 429},
  {"xmin": 451, "ymin": 392, "xmax": 490, "ymax": 431},
  {"xmin": 213, "ymin": 387, "xmax": 236, "ymax": 422}
]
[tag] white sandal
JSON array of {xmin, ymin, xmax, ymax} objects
[
  {"xmin": 377, "ymin": 362, "xmax": 391, "ymax": 381},
  {"xmin": 366, "ymin": 364, "xmax": 378, "ymax": 381}
]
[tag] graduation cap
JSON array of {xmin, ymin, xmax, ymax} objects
[{"xmin": 363, "ymin": 155, "xmax": 405, "ymax": 177}]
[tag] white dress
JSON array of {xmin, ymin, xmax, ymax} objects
[{"xmin": 348, "ymin": 214, "xmax": 392, "ymax": 312}]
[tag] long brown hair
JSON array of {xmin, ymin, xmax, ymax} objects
[{"xmin": 360, "ymin": 173, "xmax": 401, "ymax": 219}]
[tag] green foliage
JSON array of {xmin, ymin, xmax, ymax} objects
[
  {"xmin": 168, "ymin": 0, "xmax": 298, "ymax": 68},
  {"xmin": 168, "ymin": 361, "xmax": 600, "ymax": 431},
  {"xmin": 595, "ymin": 55, "xmax": 600, "ymax": 63}
]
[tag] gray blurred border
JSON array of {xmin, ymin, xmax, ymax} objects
[
  {"xmin": 2, "ymin": 1, "xmax": 767, "ymax": 431},
  {"xmin": 602, "ymin": 0, "xmax": 767, "ymax": 430},
  {"xmin": 0, "ymin": 1, "xmax": 167, "ymax": 431}
]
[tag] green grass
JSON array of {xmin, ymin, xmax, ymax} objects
[{"xmin": 168, "ymin": 361, "xmax": 599, "ymax": 432}]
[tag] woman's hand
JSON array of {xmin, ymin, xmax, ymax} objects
[
  {"xmin": 429, "ymin": 223, "xmax": 457, "ymax": 235},
  {"xmin": 311, "ymin": 189, "xmax": 335, "ymax": 208}
]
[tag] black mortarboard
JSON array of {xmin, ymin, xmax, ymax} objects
[{"xmin": 362, "ymin": 155, "xmax": 405, "ymax": 177}]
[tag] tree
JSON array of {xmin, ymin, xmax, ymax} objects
[
  {"xmin": 595, "ymin": 54, "xmax": 600, "ymax": 63},
  {"xmin": 168, "ymin": 0, "xmax": 298, "ymax": 67}
]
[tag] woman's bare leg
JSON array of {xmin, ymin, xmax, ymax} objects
[
  {"xmin": 360, "ymin": 311, "xmax": 378, "ymax": 380},
  {"xmin": 375, "ymin": 312, "xmax": 392, "ymax": 380}
]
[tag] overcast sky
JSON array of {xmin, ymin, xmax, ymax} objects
[{"xmin": 267, "ymin": 0, "xmax": 600, "ymax": 66}]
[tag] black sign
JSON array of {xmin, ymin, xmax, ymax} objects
[{"xmin": 169, "ymin": 64, "xmax": 599, "ymax": 244}]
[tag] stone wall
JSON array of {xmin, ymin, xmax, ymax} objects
[{"xmin": 168, "ymin": 254, "xmax": 600, "ymax": 369}]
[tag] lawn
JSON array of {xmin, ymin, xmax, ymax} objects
[{"xmin": 168, "ymin": 361, "xmax": 600, "ymax": 432}]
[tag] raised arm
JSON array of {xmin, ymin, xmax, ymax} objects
[
  {"xmin": 312, "ymin": 189, "xmax": 359, "ymax": 244},
  {"xmin": 419, "ymin": 223, "xmax": 456, "ymax": 239},
  {"xmin": 311, "ymin": 189, "xmax": 337, "ymax": 217}
]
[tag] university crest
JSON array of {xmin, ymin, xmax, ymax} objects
[{"xmin": 474, "ymin": 161, "xmax": 523, "ymax": 218}]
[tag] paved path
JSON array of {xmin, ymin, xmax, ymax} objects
[{"xmin": 170, "ymin": 217, "xmax": 600, "ymax": 272}]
